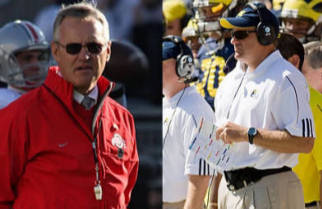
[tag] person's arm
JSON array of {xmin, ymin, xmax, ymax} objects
[
  {"xmin": 184, "ymin": 175, "xmax": 210, "ymax": 209},
  {"xmin": 124, "ymin": 115, "xmax": 139, "ymax": 206},
  {"xmin": 207, "ymin": 173, "xmax": 222, "ymax": 209},
  {"xmin": 216, "ymin": 121, "xmax": 314, "ymax": 153},
  {"xmin": 0, "ymin": 109, "xmax": 28, "ymax": 208}
]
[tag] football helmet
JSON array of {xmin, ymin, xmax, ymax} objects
[
  {"xmin": 193, "ymin": 0, "xmax": 232, "ymax": 22},
  {"xmin": 192, "ymin": 0, "xmax": 248, "ymax": 33},
  {"xmin": 281, "ymin": 0, "xmax": 322, "ymax": 22},
  {"xmin": 280, "ymin": 0, "xmax": 322, "ymax": 40},
  {"xmin": 182, "ymin": 19, "xmax": 203, "ymax": 58},
  {"xmin": 0, "ymin": 20, "xmax": 50, "ymax": 88},
  {"xmin": 182, "ymin": 18, "xmax": 199, "ymax": 40},
  {"xmin": 273, "ymin": 0, "xmax": 285, "ymax": 11}
]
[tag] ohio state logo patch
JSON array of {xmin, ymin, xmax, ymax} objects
[{"xmin": 112, "ymin": 133, "xmax": 126, "ymax": 149}]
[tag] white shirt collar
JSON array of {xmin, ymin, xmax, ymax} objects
[
  {"xmin": 73, "ymin": 86, "xmax": 98, "ymax": 105},
  {"xmin": 246, "ymin": 50, "xmax": 281, "ymax": 79},
  {"xmin": 57, "ymin": 70, "xmax": 98, "ymax": 105}
]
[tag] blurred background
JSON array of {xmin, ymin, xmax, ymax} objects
[{"xmin": 0, "ymin": 0, "xmax": 162, "ymax": 208}]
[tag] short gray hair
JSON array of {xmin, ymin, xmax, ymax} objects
[
  {"xmin": 53, "ymin": 1, "xmax": 109, "ymax": 41},
  {"xmin": 304, "ymin": 41, "xmax": 322, "ymax": 69}
]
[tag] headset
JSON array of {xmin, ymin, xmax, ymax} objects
[
  {"xmin": 162, "ymin": 35, "xmax": 195, "ymax": 82},
  {"xmin": 247, "ymin": 2, "xmax": 278, "ymax": 45}
]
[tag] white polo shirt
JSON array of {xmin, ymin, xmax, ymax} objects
[
  {"xmin": 214, "ymin": 50, "xmax": 315, "ymax": 171},
  {"xmin": 163, "ymin": 86, "xmax": 215, "ymax": 202}
]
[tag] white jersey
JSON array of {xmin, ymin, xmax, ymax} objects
[
  {"xmin": 0, "ymin": 87, "xmax": 24, "ymax": 109},
  {"xmin": 214, "ymin": 50, "xmax": 315, "ymax": 170},
  {"xmin": 163, "ymin": 86, "xmax": 215, "ymax": 202}
]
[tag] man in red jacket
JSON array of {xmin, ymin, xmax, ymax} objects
[{"xmin": 0, "ymin": 2, "xmax": 138, "ymax": 209}]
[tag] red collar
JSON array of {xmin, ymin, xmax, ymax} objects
[{"xmin": 44, "ymin": 66, "xmax": 113, "ymax": 108}]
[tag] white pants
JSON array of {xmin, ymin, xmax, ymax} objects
[{"xmin": 218, "ymin": 171, "xmax": 305, "ymax": 209}]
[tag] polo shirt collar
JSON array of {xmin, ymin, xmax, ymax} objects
[{"xmin": 246, "ymin": 50, "xmax": 281, "ymax": 79}]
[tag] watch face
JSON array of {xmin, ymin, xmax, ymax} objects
[{"xmin": 248, "ymin": 127, "xmax": 257, "ymax": 136}]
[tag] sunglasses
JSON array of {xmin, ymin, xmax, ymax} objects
[
  {"xmin": 55, "ymin": 41, "xmax": 106, "ymax": 55},
  {"xmin": 231, "ymin": 30, "xmax": 256, "ymax": 40}
]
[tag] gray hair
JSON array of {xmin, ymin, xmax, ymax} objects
[
  {"xmin": 304, "ymin": 41, "xmax": 322, "ymax": 69},
  {"xmin": 53, "ymin": 1, "xmax": 109, "ymax": 41}
]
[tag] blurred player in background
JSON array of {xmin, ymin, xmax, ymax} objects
[
  {"xmin": 181, "ymin": 18, "xmax": 203, "ymax": 81},
  {"xmin": 271, "ymin": 0, "xmax": 285, "ymax": 16},
  {"xmin": 280, "ymin": 0, "xmax": 322, "ymax": 43},
  {"xmin": 0, "ymin": 20, "xmax": 50, "ymax": 109},
  {"xmin": 182, "ymin": 18, "xmax": 202, "ymax": 60},
  {"xmin": 163, "ymin": 0, "xmax": 190, "ymax": 36}
]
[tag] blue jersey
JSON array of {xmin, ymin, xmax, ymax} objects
[{"xmin": 194, "ymin": 37, "xmax": 234, "ymax": 109}]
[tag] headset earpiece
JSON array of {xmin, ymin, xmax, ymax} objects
[
  {"xmin": 162, "ymin": 35, "xmax": 194, "ymax": 81},
  {"xmin": 176, "ymin": 54, "xmax": 194, "ymax": 79},
  {"xmin": 247, "ymin": 3, "xmax": 277, "ymax": 45},
  {"xmin": 257, "ymin": 22, "xmax": 276, "ymax": 45}
]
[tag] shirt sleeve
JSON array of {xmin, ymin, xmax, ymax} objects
[
  {"xmin": 184, "ymin": 115, "xmax": 216, "ymax": 176},
  {"xmin": 272, "ymin": 75, "xmax": 315, "ymax": 138},
  {"xmin": 0, "ymin": 108, "xmax": 29, "ymax": 208}
]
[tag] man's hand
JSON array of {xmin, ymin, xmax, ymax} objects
[
  {"xmin": 216, "ymin": 122, "xmax": 314, "ymax": 153},
  {"xmin": 216, "ymin": 122, "xmax": 248, "ymax": 144}
]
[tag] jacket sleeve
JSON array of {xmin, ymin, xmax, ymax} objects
[
  {"xmin": 124, "ymin": 114, "xmax": 139, "ymax": 207},
  {"xmin": 0, "ymin": 108, "xmax": 29, "ymax": 208}
]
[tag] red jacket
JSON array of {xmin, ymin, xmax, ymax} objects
[{"xmin": 0, "ymin": 67, "xmax": 139, "ymax": 209}]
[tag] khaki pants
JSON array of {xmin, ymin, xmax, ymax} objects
[
  {"xmin": 218, "ymin": 171, "xmax": 305, "ymax": 209},
  {"xmin": 163, "ymin": 200, "xmax": 185, "ymax": 209}
]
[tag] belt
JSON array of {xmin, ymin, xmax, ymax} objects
[
  {"xmin": 224, "ymin": 166, "xmax": 291, "ymax": 191},
  {"xmin": 305, "ymin": 201, "xmax": 318, "ymax": 207}
]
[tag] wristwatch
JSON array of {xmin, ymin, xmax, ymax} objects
[{"xmin": 248, "ymin": 127, "xmax": 258, "ymax": 144}]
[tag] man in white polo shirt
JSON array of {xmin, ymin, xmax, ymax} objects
[
  {"xmin": 213, "ymin": 2, "xmax": 315, "ymax": 209},
  {"xmin": 162, "ymin": 35, "xmax": 215, "ymax": 209}
]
